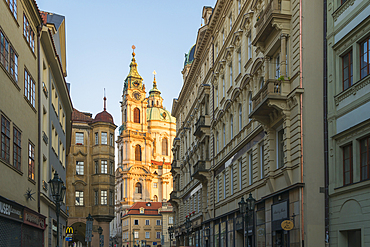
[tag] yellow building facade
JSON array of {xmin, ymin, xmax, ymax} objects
[
  {"xmin": 112, "ymin": 50, "xmax": 176, "ymax": 246},
  {"xmin": 171, "ymin": 0, "xmax": 325, "ymax": 247},
  {"xmin": 66, "ymin": 100, "xmax": 117, "ymax": 247}
]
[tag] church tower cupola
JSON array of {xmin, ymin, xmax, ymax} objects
[{"xmin": 148, "ymin": 71, "xmax": 163, "ymax": 108}]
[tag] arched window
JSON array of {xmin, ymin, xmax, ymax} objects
[
  {"xmin": 153, "ymin": 195, "xmax": 158, "ymax": 202},
  {"xmin": 135, "ymin": 183, "xmax": 142, "ymax": 194},
  {"xmin": 135, "ymin": 145, "xmax": 141, "ymax": 161},
  {"xmin": 134, "ymin": 108, "xmax": 140, "ymax": 123},
  {"xmin": 162, "ymin": 138, "xmax": 168, "ymax": 156}
]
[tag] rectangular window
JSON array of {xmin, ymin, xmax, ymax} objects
[
  {"xmin": 260, "ymin": 144, "xmax": 265, "ymax": 179},
  {"xmin": 110, "ymin": 161, "xmax": 114, "ymax": 175},
  {"xmin": 9, "ymin": 47, "xmax": 18, "ymax": 82},
  {"xmin": 145, "ymin": 232, "xmax": 150, "ymax": 239},
  {"xmin": 145, "ymin": 220, "xmax": 150, "ymax": 225},
  {"xmin": 76, "ymin": 161, "xmax": 84, "ymax": 175},
  {"xmin": 343, "ymin": 144, "xmax": 353, "ymax": 185},
  {"xmin": 153, "ymin": 182, "xmax": 157, "ymax": 188},
  {"xmin": 216, "ymin": 177, "xmax": 220, "ymax": 202},
  {"xmin": 110, "ymin": 133, "xmax": 114, "ymax": 146},
  {"xmin": 1, "ymin": 116, "xmax": 10, "ymax": 162},
  {"xmin": 0, "ymin": 31, "xmax": 9, "ymax": 72},
  {"xmin": 230, "ymin": 63, "xmax": 233, "ymax": 87},
  {"xmin": 239, "ymin": 160, "xmax": 242, "ymax": 190},
  {"xmin": 248, "ymin": 33, "xmax": 252, "ymax": 59},
  {"xmin": 216, "ymin": 132, "xmax": 219, "ymax": 153},
  {"xmin": 0, "ymin": 31, "xmax": 17, "ymax": 82},
  {"xmin": 75, "ymin": 132, "xmax": 84, "ymax": 144},
  {"xmin": 109, "ymin": 191, "xmax": 113, "ymax": 205},
  {"xmin": 23, "ymin": 14, "xmax": 35, "ymax": 52},
  {"xmin": 360, "ymin": 137, "xmax": 370, "ymax": 181},
  {"xmin": 249, "ymin": 152, "xmax": 253, "ymax": 185},
  {"xmin": 222, "ymin": 77, "xmax": 225, "ymax": 97},
  {"xmin": 28, "ymin": 142, "xmax": 35, "ymax": 180},
  {"xmin": 13, "ymin": 127, "xmax": 21, "ymax": 170},
  {"xmin": 342, "ymin": 50, "xmax": 353, "ymax": 90},
  {"xmin": 229, "ymin": 14, "xmax": 232, "ymax": 31},
  {"xmin": 134, "ymin": 231, "xmax": 139, "ymax": 238},
  {"xmin": 24, "ymin": 69, "xmax": 36, "ymax": 107},
  {"xmin": 169, "ymin": 216, "xmax": 173, "ymax": 224},
  {"xmin": 238, "ymin": 52, "xmax": 241, "ymax": 74},
  {"xmin": 238, "ymin": 0, "xmax": 241, "ymax": 13},
  {"xmin": 222, "ymin": 31, "xmax": 225, "ymax": 44},
  {"xmin": 360, "ymin": 37, "xmax": 369, "ymax": 79},
  {"xmin": 101, "ymin": 190, "xmax": 107, "ymax": 205},
  {"xmin": 223, "ymin": 172, "xmax": 226, "ymax": 199},
  {"xmin": 275, "ymin": 54, "xmax": 280, "ymax": 79},
  {"xmin": 216, "ymin": 87, "xmax": 219, "ymax": 107},
  {"xmin": 95, "ymin": 160, "xmax": 99, "ymax": 174},
  {"xmin": 95, "ymin": 132, "xmax": 98, "ymax": 145},
  {"xmin": 230, "ymin": 167, "xmax": 233, "ymax": 195},
  {"xmin": 134, "ymin": 219, "xmax": 139, "ymax": 225},
  {"xmin": 156, "ymin": 232, "xmax": 161, "ymax": 239},
  {"xmin": 75, "ymin": 191, "xmax": 83, "ymax": 206},
  {"xmin": 101, "ymin": 132, "xmax": 107, "ymax": 145},
  {"xmin": 94, "ymin": 191, "xmax": 98, "ymax": 205},
  {"xmin": 101, "ymin": 160, "xmax": 107, "ymax": 174},
  {"xmin": 223, "ymin": 124, "xmax": 226, "ymax": 147},
  {"xmin": 277, "ymin": 128, "xmax": 284, "ymax": 168},
  {"xmin": 156, "ymin": 220, "xmax": 161, "ymax": 225},
  {"xmin": 5, "ymin": 0, "xmax": 17, "ymax": 19}
]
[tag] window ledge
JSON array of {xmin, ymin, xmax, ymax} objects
[
  {"xmin": 0, "ymin": 157, "xmax": 23, "ymax": 176},
  {"xmin": 0, "ymin": 62, "xmax": 20, "ymax": 90},
  {"xmin": 332, "ymin": 178, "xmax": 370, "ymax": 197},
  {"xmin": 334, "ymin": 75, "xmax": 370, "ymax": 106},
  {"xmin": 24, "ymin": 95, "xmax": 37, "ymax": 113},
  {"xmin": 28, "ymin": 177, "xmax": 36, "ymax": 185}
]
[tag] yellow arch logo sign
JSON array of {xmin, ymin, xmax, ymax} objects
[{"xmin": 66, "ymin": 226, "xmax": 74, "ymax": 234}]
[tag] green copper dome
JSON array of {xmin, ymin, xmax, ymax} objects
[{"xmin": 146, "ymin": 107, "xmax": 175, "ymax": 123}]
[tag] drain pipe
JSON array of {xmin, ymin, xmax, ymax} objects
[
  {"xmin": 299, "ymin": 0, "xmax": 305, "ymax": 246},
  {"xmin": 323, "ymin": 0, "xmax": 329, "ymax": 245},
  {"xmin": 37, "ymin": 24, "xmax": 42, "ymax": 214}
]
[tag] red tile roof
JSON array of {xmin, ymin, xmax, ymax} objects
[
  {"xmin": 72, "ymin": 109, "xmax": 93, "ymax": 123},
  {"xmin": 125, "ymin": 202, "xmax": 163, "ymax": 216}
]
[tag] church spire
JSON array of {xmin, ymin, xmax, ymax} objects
[
  {"xmin": 127, "ymin": 45, "xmax": 142, "ymax": 79},
  {"xmin": 103, "ymin": 88, "xmax": 106, "ymax": 111},
  {"xmin": 153, "ymin": 70, "xmax": 157, "ymax": 89}
]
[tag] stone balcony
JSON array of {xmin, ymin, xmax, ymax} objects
[
  {"xmin": 192, "ymin": 160, "xmax": 210, "ymax": 182},
  {"xmin": 249, "ymin": 79, "xmax": 290, "ymax": 125},
  {"xmin": 170, "ymin": 160, "xmax": 180, "ymax": 175},
  {"xmin": 253, "ymin": 0, "xmax": 291, "ymax": 46},
  {"xmin": 194, "ymin": 115, "xmax": 210, "ymax": 138}
]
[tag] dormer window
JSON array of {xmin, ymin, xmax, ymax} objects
[{"xmin": 140, "ymin": 207, "xmax": 144, "ymax": 214}]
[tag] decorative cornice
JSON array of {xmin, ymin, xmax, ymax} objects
[
  {"xmin": 332, "ymin": 0, "xmax": 356, "ymax": 22},
  {"xmin": 334, "ymin": 76, "xmax": 370, "ymax": 106},
  {"xmin": 72, "ymin": 150, "xmax": 87, "ymax": 156}
]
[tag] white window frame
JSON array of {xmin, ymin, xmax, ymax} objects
[
  {"xmin": 101, "ymin": 190, "xmax": 107, "ymax": 205},
  {"xmin": 134, "ymin": 231, "xmax": 139, "ymax": 238},
  {"xmin": 75, "ymin": 132, "xmax": 84, "ymax": 144},
  {"xmin": 145, "ymin": 232, "xmax": 150, "ymax": 239},
  {"xmin": 76, "ymin": 161, "xmax": 84, "ymax": 175},
  {"xmin": 75, "ymin": 191, "xmax": 83, "ymax": 206},
  {"xmin": 101, "ymin": 132, "xmax": 108, "ymax": 145},
  {"xmin": 101, "ymin": 160, "xmax": 107, "ymax": 174},
  {"xmin": 95, "ymin": 132, "xmax": 99, "ymax": 145}
]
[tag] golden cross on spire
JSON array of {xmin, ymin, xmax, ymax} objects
[
  {"xmin": 153, "ymin": 70, "xmax": 157, "ymax": 88},
  {"xmin": 153, "ymin": 70, "xmax": 157, "ymax": 77},
  {"xmin": 132, "ymin": 45, "xmax": 136, "ymax": 57}
]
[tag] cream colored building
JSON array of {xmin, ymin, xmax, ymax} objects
[
  {"xmin": 66, "ymin": 101, "xmax": 117, "ymax": 247},
  {"xmin": 327, "ymin": 0, "xmax": 370, "ymax": 246},
  {"xmin": 171, "ymin": 0, "xmax": 325, "ymax": 247},
  {"xmin": 113, "ymin": 50, "xmax": 176, "ymax": 246}
]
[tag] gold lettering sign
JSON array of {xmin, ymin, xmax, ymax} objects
[{"xmin": 281, "ymin": 220, "xmax": 294, "ymax": 231}]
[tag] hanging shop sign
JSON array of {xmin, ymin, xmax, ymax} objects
[{"xmin": 281, "ymin": 220, "xmax": 294, "ymax": 231}]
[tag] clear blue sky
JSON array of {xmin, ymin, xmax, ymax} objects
[{"xmin": 37, "ymin": 0, "xmax": 217, "ymax": 128}]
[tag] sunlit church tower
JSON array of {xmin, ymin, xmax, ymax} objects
[{"xmin": 111, "ymin": 48, "xmax": 176, "ymax": 245}]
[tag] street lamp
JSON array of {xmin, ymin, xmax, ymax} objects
[
  {"xmin": 239, "ymin": 193, "xmax": 256, "ymax": 247},
  {"xmin": 185, "ymin": 216, "xmax": 192, "ymax": 246},
  {"xmin": 86, "ymin": 214, "xmax": 93, "ymax": 247},
  {"xmin": 168, "ymin": 226, "xmax": 174, "ymax": 247},
  {"xmin": 48, "ymin": 172, "xmax": 66, "ymax": 247},
  {"xmin": 98, "ymin": 226, "xmax": 103, "ymax": 247}
]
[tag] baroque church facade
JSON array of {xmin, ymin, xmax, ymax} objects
[{"xmin": 112, "ymin": 49, "xmax": 176, "ymax": 243}]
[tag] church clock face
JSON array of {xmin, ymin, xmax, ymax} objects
[{"xmin": 132, "ymin": 91, "xmax": 141, "ymax": 101}]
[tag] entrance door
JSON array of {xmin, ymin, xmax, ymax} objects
[{"xmin": 273, "ymin": 230, "xmax": 288, "ymax": 247}]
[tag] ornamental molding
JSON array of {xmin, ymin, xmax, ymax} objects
[
  {"xmin": 332, "ymin": 0, "xmax": 356, "ymax": 22},
  {"xmin": 72, "ymin": 150, "xmax": 87, "ymax": 157},
  {"xmin": 334, "ymin": 76, "xmax": 370, "ymax": 106}
]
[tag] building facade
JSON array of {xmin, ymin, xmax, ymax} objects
[
  {"xmin": 66, "ymin": 100, "xmax": 117, "ymax": 247},
  {"xmin": 327, "ymin": 0, "xmax": 370, "ymax": 246},
  {"xmin": 170, "ymin": 0, "xmax": 325, "ymax": 247},
  {"xmin": 113, "ymin": 50, "xmax": 176, "ymax": 246},
  {"xmin": 1, "ymin": 1, "xmax": 72, "ymax": 246},
  {"xmin": 39, "ymin": 11, "xmax": 72, "ymax": 247}
]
